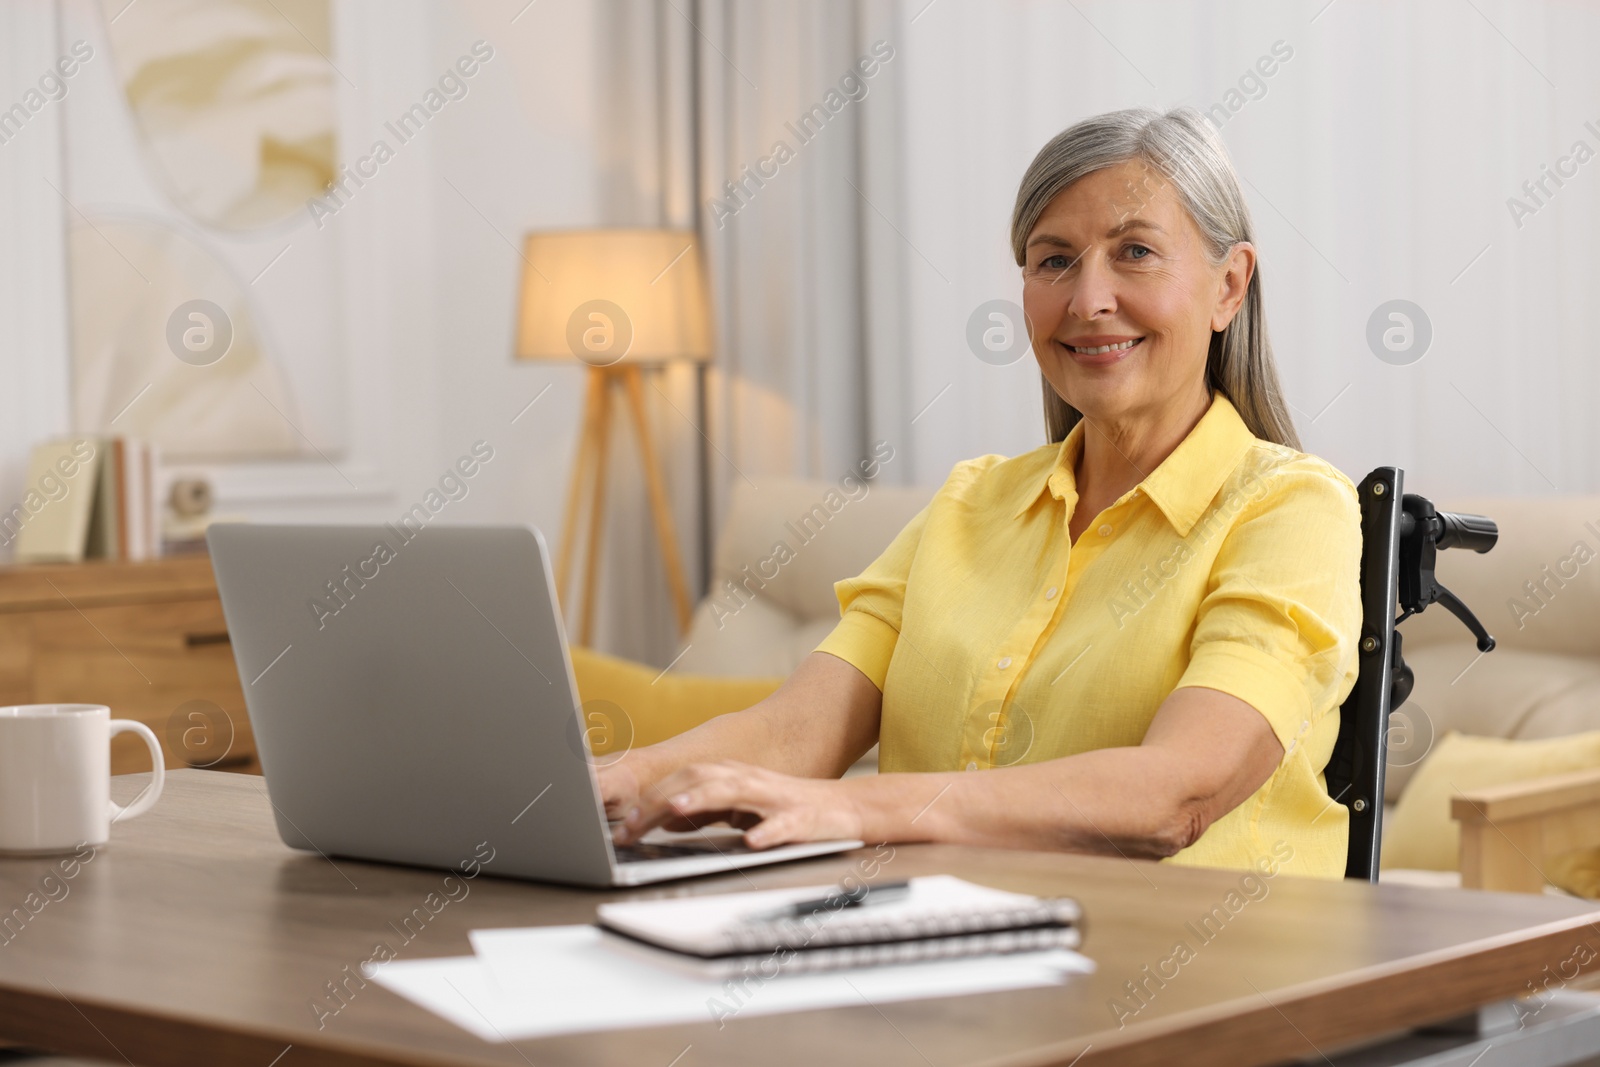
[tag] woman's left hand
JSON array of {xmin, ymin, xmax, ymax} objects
[{"xmin": 611, "ymin": 760, "xmax": 866, "ymax": 849}]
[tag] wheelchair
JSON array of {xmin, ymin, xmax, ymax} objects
[{"xmin": 1326, "ymin": 467, "xmax": 1500, "ymax": 881}]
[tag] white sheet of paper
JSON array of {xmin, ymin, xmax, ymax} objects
[
  {"xmin": 368, "ymin": 925, "xmax": 1094, "ymax": 1042},
  {"xmin": 368, "ymin": 956, "xmax": 513, "ymax": 1043}
]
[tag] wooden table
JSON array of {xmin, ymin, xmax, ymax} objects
[{"xmin": 2, "ymin": 771, "xmax": 1598, "ymax": 1067}]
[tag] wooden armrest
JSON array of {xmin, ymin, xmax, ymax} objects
[
  {"xmin": 1451, "ymin": 768, "xmax": 1600, "ymax": 894},
  {"xmin": 1451, "ymin": 768, "xmax": 1600, "ymax": 823}
]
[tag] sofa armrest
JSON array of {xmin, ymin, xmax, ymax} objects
[{"xmin": 1451, "ymin": 768, "xmax": 1600, "ymax": 893}]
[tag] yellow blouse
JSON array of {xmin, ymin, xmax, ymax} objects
[{"xmin": 815, "ymin": 392, "xmax": 1363, "ymax": 878}]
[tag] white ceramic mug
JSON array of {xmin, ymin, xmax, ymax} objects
[{"xmin": 0, "ymin": 704, "xmax": 165, "ymax": 855}]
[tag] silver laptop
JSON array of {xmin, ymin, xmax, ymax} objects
[{"xmin": 206, "ymin": 523, "xmax": 861, "ymax": 887}]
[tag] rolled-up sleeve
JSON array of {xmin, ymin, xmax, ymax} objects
[
  {"xmin": 1174, "ymin": 461, "xmax": 1363, "ymax": 751},
  {"xmin": 813, "ymin": 500, "xmax": 933, "ymax": 691}
]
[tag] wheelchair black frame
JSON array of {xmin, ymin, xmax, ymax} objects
[{"xmin": 1326, "ymin": 466, "xmax": 1405, "ymax": 881}]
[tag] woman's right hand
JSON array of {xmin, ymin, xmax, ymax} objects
[{"xmin": 592, "ymin": 652, "xmax": 883, "ymax": 826}]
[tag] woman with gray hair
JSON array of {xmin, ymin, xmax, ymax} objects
[{"xmin": 603, "ymin": 106, "xmax": 1363, "ymax": 879}]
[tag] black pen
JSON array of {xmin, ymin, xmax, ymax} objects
[{"xmin": 748, "ymin": 880, "xmax": 913, "ymax": 922}]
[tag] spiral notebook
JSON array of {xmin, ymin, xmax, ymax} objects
[{"xmin": 595, "ymin": 874, "xmax": 1083, "ymax": 979}]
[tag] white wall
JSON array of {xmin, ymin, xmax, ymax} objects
[
  {"xmin": 257, "ymin": 0, "xmax": 606, "ymax": 539},
  {"xmin": 422, "ymin": 0, "xmax": 605, "ymax": 536}
]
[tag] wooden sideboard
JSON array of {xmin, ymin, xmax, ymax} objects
[{"xmin": 0, "ymin": 555, "xmax": 258, "ymax": 775}]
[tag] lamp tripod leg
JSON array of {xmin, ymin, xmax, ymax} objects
[
  {"xmin": 578, "ymin": 373, "xmax": 615, "ymax": 647},
  {"xmin": 622, "ymin": 366, "xmax": 694, "ymax": 635},
  {"xmin": 557, "ymin": 369, "xmax": 606, "ymax": 617}
]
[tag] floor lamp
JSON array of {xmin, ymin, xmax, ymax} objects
[{"xmin": 515, "ymin": 228, "xmax": 712, "ymax": 647}]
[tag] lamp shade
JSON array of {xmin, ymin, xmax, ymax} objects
[{"xmin": 515, "ymin": 228, "xmax": 713, "ymax": 366}]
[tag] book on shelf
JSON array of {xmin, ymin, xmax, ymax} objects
[{"xmin": 11, "ymin": 436, "xmax": 162, "ymax": 564}]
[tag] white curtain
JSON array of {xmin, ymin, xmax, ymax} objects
[
  {"xmin": 894, "ymin": 0, "xmax": 1600, "ymax": 497},
  {"xmin": 589, "ymin": 0, "xmax": 911, "ymax": 665}
]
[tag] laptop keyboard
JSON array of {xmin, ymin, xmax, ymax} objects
[{"xmin": 614, "ymin": 839, "xmax": 753, "ymax": 864}]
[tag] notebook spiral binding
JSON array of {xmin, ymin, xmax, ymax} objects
[
  {"xmin": 720, "ymin": 922, "xmax": 1082, "ymax": 979},
  {"xmin": 722, "ymin": 899, "xmax": 1083, "ymax": 955}
]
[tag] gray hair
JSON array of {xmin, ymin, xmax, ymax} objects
[{"xmin": 1009, "ymin": 106, "xmax": 1300, "ymax": 450}]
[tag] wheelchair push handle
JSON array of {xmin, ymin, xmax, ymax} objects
[
  {"xmin": 1399, "ymin": 501, "xmax": 1498, "ymax": 554},
  {"xmin": 1432, "ymin": 510, "xmax": 1498, "ymax": 553},
  {"xmin": 1396, "ymin": 493, "xmax": 1498, "ymax": 651}
]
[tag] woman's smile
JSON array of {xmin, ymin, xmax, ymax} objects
[{"xmin": 1061, "ymin": 334, "xmax": 1145, "ymax": 367}]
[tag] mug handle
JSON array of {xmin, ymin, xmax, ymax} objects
[{"xmin": 108, "ymin": 719, "xmax": 166, "ymax": 822}]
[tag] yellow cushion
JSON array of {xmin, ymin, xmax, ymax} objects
[
  {"xmin": 1546, "ymin": 850, "xmax": 1600, "ymax": 899},
  {"xmin": 568, "ymin": 645, "xmax": 785, "ymax": 754},
  {"xmin": 1382, "ymin": 729, "xmax": 1600, "ymax": 896}
]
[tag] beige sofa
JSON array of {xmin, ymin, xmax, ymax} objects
[
  {"xmin": 680, "ymin": 478, "xmax": 1600, "ymax": 880},
  {"xmin": 675, "ymin": 478, "xmax": 932, "ymax": 678}
]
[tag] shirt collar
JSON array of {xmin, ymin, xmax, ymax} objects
[{"xmin": 1009, "ymin": 391, "xmax": 1260, "ymax": 537}]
